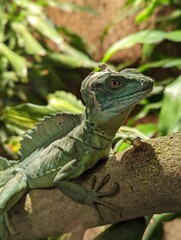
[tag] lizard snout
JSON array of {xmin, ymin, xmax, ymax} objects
[{"xmin": 141, "ymin": 77, "xmax": 154, "ymax": 90}]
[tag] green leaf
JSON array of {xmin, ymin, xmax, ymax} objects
[
  {"xmin": 1, "ymin": 91, "xmax": 85, "ymax": 134},
  {"xmin": 58, "ymin": 26, "xmax": 93, "ymax": 55},
  {"xmin": 137, "ymin": 123, "xmax": 158, "ymax": 137},
  {"xmin": 48, "ymin": 91, "xmax": 85, "ymax": 113},
  {"xmin": 159, "ymin": 76, "xmax": 181, "ymax": 135},
  {"xmin": 165, "ymin": 30, "xmax": 181, "ymax": 42},
  {"xmin": 102, "ymin": 30, "xmax": 181, "ymax": 62},
  {"xmin": 102, "ymin": 30, "xmax": 164, "ymax": 62},
  {"xmin": 1, "ymin": 103, "xmax": 55, "ymax": 133},
  {"xmin": 142, "ymin": 44, "xmax": 155, "ymax": 61},
  {"xmin": 60, "ymin": 43, "xmax": 98, "ymax": 68},
  {"xmin": 12, "ymin": 22, "xmax": 46, "ymax": 55},
  {"xmin": 47, "ymin": 52, "xmax": 97, "ymax": 68},
  {"xmin": 47, "ymin": 52, "xmax": 86, "ymax": 68},
  {"xmin": 116, "ymin": 141, "xmax": 131, "ymax": 153},
  {"xmin": 134, "ymin": 102, "xmax": 162, "ymax": 120},
  {"xmin": 27, "ymin": 15, "xmax": 97, "ymax": 68},
  {"xmin": 143, "ymin": 213, "xmax": 181, "ymax": 240},
  {"xmin": 0, "ymin": 7, "xmax": 7, "ymax": 42},
  {"xmin": 1, "ymin": 71, "xmax": 18, "ymax": 82},
  {"xmin": 95, "ymin": 218, "xmax": 146, "ymax": 240},
  {"xmin": 27, "ymin": 14, "xmax": 63, "ymax": 46},
  {"xmin": 138, "ymin": 58, "xmax": 181, "ymax": 72},
  {"xmin": 136, "ymin": 0, "xmax": 160, "ymax": 23},
  {"xmin": 14, "ymin": 0, "xmax": 43, "ymax": 14},
  {"xmin": 0, "ymin": 43, "xmax": 27, "ymax": 78},
  {"xmin": 48, "ymin": 1, "xmax": 97, "ymax": 14}
]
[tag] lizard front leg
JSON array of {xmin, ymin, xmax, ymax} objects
[
  {"xmin": 54, "ymin": 159, "xmax": 120, "ymax": 219},
  {"xmin": 0, "ymin": 172, "xmax": 28, "ymax": 239},
  {"xmin": 0, "ymin": 172, "xmax": 28, "ymax": 215}
]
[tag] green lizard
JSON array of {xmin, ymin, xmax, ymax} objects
[{"xmin": 0, "ymin": 64, "xmax": 153, "ymax": 237}]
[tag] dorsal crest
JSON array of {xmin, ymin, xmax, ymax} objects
[{"xmin": 20, "ymin": 113, "xmax": 81, "ymax": 161}]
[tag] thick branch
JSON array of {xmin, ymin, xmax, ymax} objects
[{"xmin": 6, "ymin": 132, "xmax": 181, "ymax": 240}]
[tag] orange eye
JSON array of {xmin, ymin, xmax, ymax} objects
[{"xmin": 109, "ymin": 80, "xmax": 121, "ymax": 89}]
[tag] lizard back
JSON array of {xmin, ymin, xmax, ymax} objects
[{"xmin": 19, "ymin": 113, "xmax": 81, "ymax": 161}]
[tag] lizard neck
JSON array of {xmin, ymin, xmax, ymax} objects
[
  {"xmin": 97, "ymin": 108, "xmax": 133, "ymax": 137},
  {"xmin": 84, "ymin": 106, "xmax": 134, "ymax": 139},
  {"xmin": 73, "ymin": 115, "xmax": 113, "ymax": 151}
]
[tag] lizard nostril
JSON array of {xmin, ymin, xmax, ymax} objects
[
  {"xmin": 141, "ymin": 77, "xmax": 153, "ymax": 89},
  {"xmin": 141, "ymin": 79, "xmax": 145, "ymax": 85}
]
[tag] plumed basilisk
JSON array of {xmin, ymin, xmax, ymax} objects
[{"xmin": 0, "ymin": 64, "xmax": 153, "ymax": 238}]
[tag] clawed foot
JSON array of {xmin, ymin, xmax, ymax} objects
[
  {"xmin": 88, "ymin": 174, "xmax": 120, "ymax": 220},
  {"xmin": 55, "ymin": 172, "xmax": 121, "ymax": 220}
]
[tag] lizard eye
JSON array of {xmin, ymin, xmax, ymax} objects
[{"xmin": 109, "ymin": 79, "xmax": 121, "ymax": 89}]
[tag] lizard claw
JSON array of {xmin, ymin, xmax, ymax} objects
[
  {"xmin": 90, "ymin": 174, "xmax": 121, "ymax": 220},
  {"xmin": 92, "ymin": 174, "xmax": 120, "ymax": 196}
]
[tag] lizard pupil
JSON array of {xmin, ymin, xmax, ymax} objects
[{"xmin": 110, "ymin": 80, "xmax": 121, "ymax": 89}]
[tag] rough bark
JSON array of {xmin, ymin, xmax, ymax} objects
[{"xmin": 6, "ymin": 132, "xmax": 181, "ymax": 240}]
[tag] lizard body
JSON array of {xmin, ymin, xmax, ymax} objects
[{"xmin": 0, "ymin": 64, "xmax": 153, "ymax": 233}]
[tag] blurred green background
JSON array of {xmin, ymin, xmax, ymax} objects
[{"xmin": 0, "ymin": 0, "xmax": 181, "ymax": 239}]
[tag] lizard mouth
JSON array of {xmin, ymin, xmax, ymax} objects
[
  {"xmin": 100, "ymin": 86, "xmax": 153, "ymax": 112},
  {"xmin": 112, "ymin": 86, "xmax": 153, "ymax": 102},
  {"xmin": 130, "ymin": 87, "xmax": 153, "ymax": 100}
]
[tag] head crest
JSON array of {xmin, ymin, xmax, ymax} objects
[
  {"xmin": 98, "ymin": 63, "xmax": 116, "ymax": 72},
  {"xmin": 81, "ymin": 64, "xmax": 115, "ymax": 104}
]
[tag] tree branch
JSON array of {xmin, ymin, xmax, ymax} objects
[{"xmin": 6, "ymin": 132, "xmax": 181, "ymax": 240}]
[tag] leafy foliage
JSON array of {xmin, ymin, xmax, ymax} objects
[
  {"xmin": 0, "ymin": 0, "xmax": 181, "ymax": 239},
  {"xmin": 0, "ymin": 0, "xmax": 95, "ymax": 155},
  {"xmin": 0, "ymin": 0, "xmax": 97, "ymax": 106},
  {"xmin": 1, "ymin": 91, "xmax": 84, "ymax": 134},
  {"xmin": 102, "ymin": 30, "xmax": 181, "ymax": 62},
  {"xmin": 159, "ymin": 76, "xmax": 181, "ymax": 134}
]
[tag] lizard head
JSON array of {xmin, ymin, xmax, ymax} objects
[{"xmin": 81, "ymin": 64, "xmax": 154, "ymax": 136}]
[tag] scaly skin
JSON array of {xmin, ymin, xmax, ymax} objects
[{"xmin": 0, "ymin": 64, "xmax": 153, "ymax": 234}]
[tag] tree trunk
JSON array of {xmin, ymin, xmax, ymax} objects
[{"xmin": 6, "ymin": 132, "xmax": 181, "ymax": 240}]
